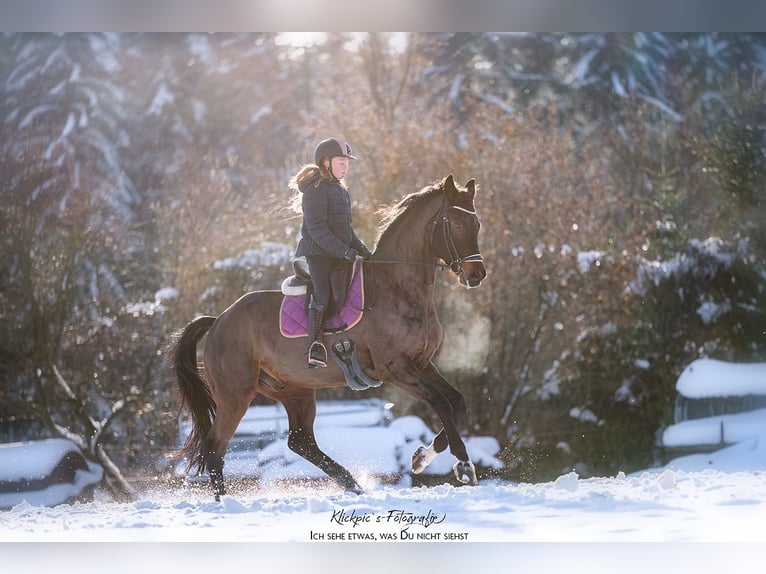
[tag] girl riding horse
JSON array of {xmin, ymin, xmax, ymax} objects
[{"xmin": 288, "ymin": 138, "xmax": 372, "ymax": 368}]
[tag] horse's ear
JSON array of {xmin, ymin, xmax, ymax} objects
[
  {"xmin": 443, "ymin": 174, "xmax": 456, "ymax": 193},
  {"xmin": 465, "ymin": 179, "xmax": 476, "ymax": 198}
]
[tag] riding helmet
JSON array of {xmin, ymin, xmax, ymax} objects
[{"xmin": 314, "ymin": 138, "xmax": 357, "ymax": 166}]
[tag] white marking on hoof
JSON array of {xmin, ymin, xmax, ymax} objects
[{"xmin": 412, "ymin": 444, "xmax": 438, "ymax": 474}]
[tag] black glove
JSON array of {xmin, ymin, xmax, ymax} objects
[
  {"xmin": 357, "ymin": 244, "xmax": 373, "ymax": 259},
  {"xmin": 343, "ymin": 248, "xmax": 359, "ymax": 262}
]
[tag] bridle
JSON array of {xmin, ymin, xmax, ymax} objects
[
  {"xmin": 366, "ymin": 197, "xmax": 484, "ymax": 281},
  {"xmin": 362, "ymin": 197, "xmax": 484, "ymax": 311},
  {"xmin": 435, "ymin": 202, "xmax": 485, "ymax": 278}
]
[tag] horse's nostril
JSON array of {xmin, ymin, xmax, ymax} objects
[{"xmin": 466, "ymin": 271, "xmax": 485, "ymax": 287}]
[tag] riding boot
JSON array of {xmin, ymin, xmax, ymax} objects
[{"xmin": 307, "ymin": 301, "xmax": 327, "ymax": 368}]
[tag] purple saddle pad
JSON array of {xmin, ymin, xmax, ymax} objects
[{"xmin": 279, "ymin": 261, "xmax": 364, "ymax": 338}]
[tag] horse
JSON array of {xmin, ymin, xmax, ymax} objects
[{"xmin": 170, "ymin": 174, "xmax": 487, "ymax": 499}]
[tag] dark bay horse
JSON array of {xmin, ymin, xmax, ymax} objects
[{"xmin": 171, "ymin": 174, "xmax": 487, "ymax": 499}]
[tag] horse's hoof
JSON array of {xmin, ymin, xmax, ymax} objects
[
  {"xmin": 412, "ymin": 444, "xmax": 437, "ymax": 474},
  {"xmin": 346, "ymin": 483, "xmax": 364, "ymax": 495},
  {"xmin": 453, "ymin": 460, "xmax": 478, "ymax": 486}
]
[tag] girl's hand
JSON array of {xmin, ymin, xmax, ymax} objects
[{"xmin": 343, "ymin": 248, "xmax": 360, "ymax": 262}]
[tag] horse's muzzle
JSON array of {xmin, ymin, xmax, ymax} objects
[{"xmin": 461, "ymin": 260, "xmax": 487, "ymax": 288}]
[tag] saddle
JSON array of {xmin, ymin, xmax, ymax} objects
[
  {"xmin": 280, "ymin": 257, "xmax": 313, "ymax": 296},
  {"xmin": 279, "ymin": 257, "xmax": 365, "ymax": 338},
  {"xmin": 279, "ymin": 257, "xmax": 381, "ymax": 391}
]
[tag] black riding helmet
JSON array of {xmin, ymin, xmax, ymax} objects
[{"xmin": 313, "ymin": 137, "xmax": 357, "ymax": 166}]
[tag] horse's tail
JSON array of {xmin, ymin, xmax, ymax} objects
[{"xmin": 170, "ymin": 315, "xmax": 217, "ymax": 473}]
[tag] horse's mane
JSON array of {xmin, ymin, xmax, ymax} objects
[{"xmin": 375, "ymin": 181, "xmax": 444, "ymax": 245}]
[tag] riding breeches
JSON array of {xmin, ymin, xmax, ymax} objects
[{"xmin": 306, "ymin": 255, "xmax": 335, "ymax": 308}]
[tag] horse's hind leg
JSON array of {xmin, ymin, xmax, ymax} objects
[
  {"xmin": 202, "ymin": 402, "xmax": 248, "ymax": 500},
  {"xmin": 281, "ymin": 390, "xmax": 363, "ymax": 494},
  {"xmin": 202, "ymin": 382, "xmax": 257, "ymax": 500}
]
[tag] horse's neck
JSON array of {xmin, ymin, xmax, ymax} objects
[
  {"xmin": 378, "ymin": 193, "xmax": 441, "ymax": 257},
  {"xmin": 374, "ymin": 196, "xmax": 440, "ymax": 302}
]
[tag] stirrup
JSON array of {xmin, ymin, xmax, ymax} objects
[{"xmin": 308, "ymin": 340, "xmax": 327, "ymax": 368}]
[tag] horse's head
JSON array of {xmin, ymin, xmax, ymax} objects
[{"xmin": 432, "ymin": 175, "xmax": 487, "ymax": 288}]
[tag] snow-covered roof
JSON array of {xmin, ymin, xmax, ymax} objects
[
  {"xmin": 0, "ymin": 439, "xmax": 103, "ymax": 510},
  {"xmin": 676, "ymin": 358, "xmax": 766, "ymax": 398}
]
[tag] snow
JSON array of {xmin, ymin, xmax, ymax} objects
[
  {"xmin": 148, "ymin": 83, "xmax": 174, "ymax": 116},
  {"xmin": 611, "ymin": 71, "xmax": 627, "ymax": 97},
  {"xmin": 122, "ymin": 287, "xmax": 179, "ymax": 317},
  {"xmin": 212, "ymin": 241, "xmax": 292, "ymax": 270},
  {"xmin": 660, "ymin": 359, "xmax": 766, "ymax": 459},
  {"xmin": 250, "ymin": 104, "xmax": 272, "ymax": 124},
  {"xmin": 637, "ymin": 91, "xmax": 684, "ymax": 122},
  {"xmin": 570, "ymin": 47, "xmax": 598, "ymax": 85},
  {"xmin": 1, "ymin": 439, "xmax": 88, "ymax": 482},
  {"xmin": 4, "ymin": 466, "xmax": 766, "ymax": 574},
  {"xmin": 663, "ymin": 408, "xmax": 766, "ymax": 451},
  {"xmin": 630, "ymin": 236, "xmax": 740, "ymax": 296},
  {"xmin": 696, "ymin": 299, "xmax": 731, "ymax": 324},
  {"xmin": 86, "ymin": 33, "xmax": 121, "ymax": 74},
  {"xmin": 176, "ymin": 401, "xmax": 502, "ymax": 482},
  {"xmin": 154, "ymin": 286, "xmax": 179, "ymax": 302},
  {"xmin": 0, "ymin": 439, "xmax": 102, "ymax": 509},
  {"xmin": 186, "ymin": 33, "xmax": 213, "ymax": 66},
  {"xmin": 635, "ymin": 358, "xmax": 650, "ymax": 369},
  {"xmin": 576, "ymin": 249, "xmax": 602, "ymax": 272},
  {"xmin": 569, "ymin": 406, "xmax": 604, "ymax": 425},
  {"xmin": 676, "ymin": 358, "xmax": 766, "ymax": 398},
  {"xmin": 3, "ymin": 363, "xmax": 766, "ymax": 574}
]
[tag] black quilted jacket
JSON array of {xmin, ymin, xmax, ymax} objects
[{"xmin": 295, "ymin": 174, "xmax": 366, "ymax": 260}]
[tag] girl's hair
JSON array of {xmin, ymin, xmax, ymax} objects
[{"xmin": 287, "ymin": 161, "xmax": 347, "ymax": 214}]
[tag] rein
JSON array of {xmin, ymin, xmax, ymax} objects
[{"xmin": 365, "ymin": 258, "xmax": 448, "ymax": 269}]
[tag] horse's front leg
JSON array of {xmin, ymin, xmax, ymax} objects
[
  {"xmin": 412, "ymin": 427, "xmax": 478, "ymax": 487},
  {"xmin": 393, "ymin": 362, "xmax": 477, "ymax": 486}
]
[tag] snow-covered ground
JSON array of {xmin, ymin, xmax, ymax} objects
[
  {"xmin": 3, "ymin": 359, "xmax": 766, "ymax": 574},
  {"xmin": 3, "ymin": 438, "xmax": 766, "ymax": 543},
  {"xmin": 3, "ymin": 466, "xmax": 766, "ymax": 573}
]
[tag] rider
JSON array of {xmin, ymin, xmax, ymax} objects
[{"xmin": 288, "ymin": 137, "xmax": 373, "ymax": 368}]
